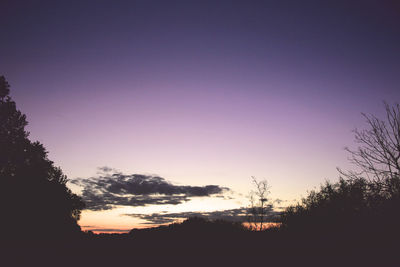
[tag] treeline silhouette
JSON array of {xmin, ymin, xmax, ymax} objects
[
  {"xmin": 129, "ymin": 217, "xmax": 246, "ymax": 238},
  {"xmin": 281, "ymin": 177, "xmax": 400, "ymax": 238},
  {"xmin": 0, "ymin": 76, "xmax": 85, "ymax": 240},
  {"xmin": 1, "ymin": 75, "xmax": 399, "ymax": 266}
]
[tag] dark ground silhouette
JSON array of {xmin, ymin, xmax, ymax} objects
[{"xmin": 3, "ymin": 215, "xmax": 398, "ymax": 266}]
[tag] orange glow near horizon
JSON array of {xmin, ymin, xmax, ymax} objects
[{"xmin": 81, "ymin": 221, "xmax": 282, "ymax": 234}]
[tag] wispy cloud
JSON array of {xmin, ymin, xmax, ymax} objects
[{"xmin": 125, "ymin": 207, "xmax": 280, "ymax": 225}]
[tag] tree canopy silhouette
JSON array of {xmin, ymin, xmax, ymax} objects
[
  {"xmin": 280, "ymin": 103, "xmax": 400, "ymax": 242},
  {"xmin": 0, "ymin": 76, "xmax": 85, "ymax": 240}
]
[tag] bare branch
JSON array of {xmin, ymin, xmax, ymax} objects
[
  {"xmin": 247, "ymin": 177, "xmax": 271, "ymax": 231},
  {"xmin": 340, "ymin": 102, "xmax": 400, "ymax": 193}
]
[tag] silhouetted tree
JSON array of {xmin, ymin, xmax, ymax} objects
[
  {"xmin": 280, "ymin": 178, "xmax": 369, "ymax": 231},
  {"xmin": 247, "ymin": 176, "xmax": 272, "ymax": 231},
  {"xmin": 339, "ymin": 102, "xmax": 400, "ymax": 196},
  {"xmin": 0, "ymin": 76, "xmax": 85, "ymax": 240},
  {"xmin": 281, "ymin": 103, "xmax": 400, "ymax": 242}
]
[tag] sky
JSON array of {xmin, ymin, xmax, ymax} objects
[{"xmin": 1, "ymin": 0, "xmax": 400, "ymax": 233}]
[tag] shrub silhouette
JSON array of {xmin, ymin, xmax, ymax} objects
[
  {"xmin": 280, "ymin": 103, "xmax": 400, "ymax": 244},
  {"xmin": 279, "ymin": 175, "xmax": 400, "ymax": 262},
  {"xmin": 281, "ymin": 178, "xmax": 368, "ymax": 231},
  {"xmin": 0, "ymin": 76, "xmax": 85, "ymax": 240}
]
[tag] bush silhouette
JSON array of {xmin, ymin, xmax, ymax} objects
[
  {"xmin": 0, "ymin": 76, "xmax": 85, "ymax": 240},
  {"xmin": 281, "ymin": 103, "xmax": 400, "ymax": 239}
]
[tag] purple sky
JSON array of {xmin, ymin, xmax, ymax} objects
[{"xmin": 1, "ymin": 0, "xmax": 400, "ymax": 230}]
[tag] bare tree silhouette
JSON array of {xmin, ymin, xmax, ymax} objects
[
  {"xmin": 339, "ymin": 102, "xmax": 400, "ymax": 197},
  {"xmin": 247, "ymin": 176, "xmax": 271, "ymax": 231},
  {"xmin": 281, "ymin": 102, "xmax": 400, "ymax": 249}
]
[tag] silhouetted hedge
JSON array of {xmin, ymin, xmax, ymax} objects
[{"xmin": 280, "ymin": 176, "xmax": 400, "ymax": 240}]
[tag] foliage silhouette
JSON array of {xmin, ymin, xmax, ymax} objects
[
  {"xmin": 280, "ymin": 103, "xmax": 400, "ymax": 248},
  {"xmin": 0, "ymin": 76, "xmax": 85, "ymax": 240}
]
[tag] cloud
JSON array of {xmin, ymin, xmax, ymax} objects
[
  {"xmin": 125, "ymin": 207, "xmax": 280, "ymax": 225},
  {"xmin": 71, "ymin": 167, "xmax": 230, "ymax": 210},
  {"xmin": 97, "ymin": 166, "xmax": 115, "ymax": 173}
]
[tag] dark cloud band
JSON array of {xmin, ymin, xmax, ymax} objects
[
  {"xmin": 71, "ymin": 167, "xmax": 229, "ymax": 210},
  {"xmin": 125, "ymin": 208, "xmax": 280, "ymax": 225}
]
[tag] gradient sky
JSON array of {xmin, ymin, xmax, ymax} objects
[{"xmin": 1, "ymin": 0, "xmax": 400, "ymax": 232}]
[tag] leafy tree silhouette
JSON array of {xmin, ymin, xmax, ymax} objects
[{"xmin": 0, "ymin": 76, "xmax": 85, "ymax": 240}]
